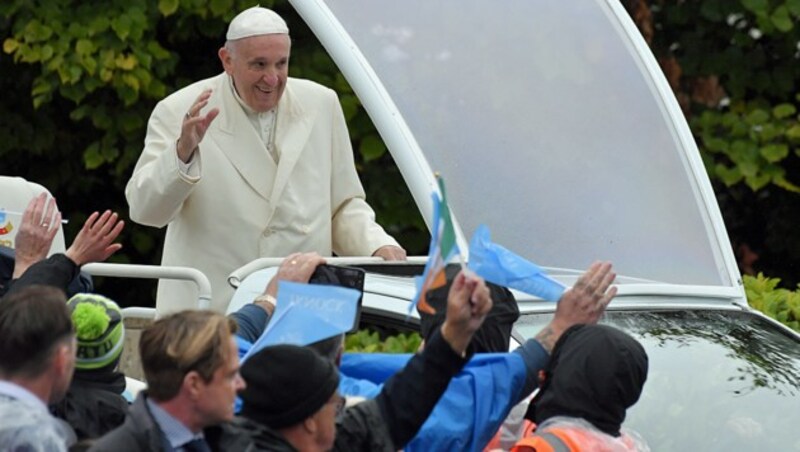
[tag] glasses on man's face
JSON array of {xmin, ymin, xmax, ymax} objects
[{"xmin": 328, "ymin": 394, "xmax": 346, "ymax": 418}]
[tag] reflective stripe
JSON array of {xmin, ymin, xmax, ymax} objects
[
  {"xmin": 511, "ymin": 431, "xmax": 574, "ymax": 452},
  {"xmin": 537, "ymin": 432, "xmax": 571, "ymax": 452}
]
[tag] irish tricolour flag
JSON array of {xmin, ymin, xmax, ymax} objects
[{"xmin": 410, "ymin": 174, "xmax": 461, "ymax": 315}]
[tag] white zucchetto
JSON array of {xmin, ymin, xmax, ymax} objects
[{"xmin": 226, "ymin": 6, "xmax": 289, "ymax": 40}]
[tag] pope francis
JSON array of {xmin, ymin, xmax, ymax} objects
[{"xmin": 126, "ymin": 6, "xmax": 405, "ymax": 313}]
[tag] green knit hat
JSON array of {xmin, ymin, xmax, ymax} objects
[{"xmin": 67, "ymin": 293, "xmax": 125, "ymax": 370}]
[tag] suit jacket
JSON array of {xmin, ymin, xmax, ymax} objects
[
  {"xmin": 126, "ymin": 74, "xmax": 398, "ymax": 313},
  {"xmin": 89, "ymin": 393, "xmax": 252, "ymax": 452}
]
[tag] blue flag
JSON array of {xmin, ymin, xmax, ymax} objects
[
  {"xmin": 242, "ymin": 281, "xmax": 360, "ymax": 362},
  {"xmin": 468, "ymin": 224, "xmax": 566, "ymax": 301}
]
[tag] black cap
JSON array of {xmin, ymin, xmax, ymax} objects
[{"xmin": 240, "ymin": 344, "xmax": 340, "ymax": 429}]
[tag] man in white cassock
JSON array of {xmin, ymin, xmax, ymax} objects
[{"xmin": 126, "ymin": 6, "xmax": 406, "ymax": 313}]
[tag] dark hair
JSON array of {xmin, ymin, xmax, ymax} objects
[
  {"xmin": 140, "ymin": 310, "xmax": 237, "ymax": 401},
  {"xmin": 0, "ymin": 285, "xmax": 74, "ymax": 378}
]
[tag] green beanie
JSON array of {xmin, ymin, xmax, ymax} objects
[{"xmin": 67, "ymin": 293, "xmax": 125, "ymax": 371}]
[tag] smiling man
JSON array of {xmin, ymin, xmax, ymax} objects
[{"xmin": 126, "ymin": 6, "xmax": 405, "ymax": 314}]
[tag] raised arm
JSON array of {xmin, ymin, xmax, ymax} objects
[
  {"xmin": 336, "ymin": 271, "xmax": 492, "ymax": 450},
  {"xmin": 64, "ymin": 210, "xmax": 125, "ymax": 266},
  {"xmin": 12, "ymin": 193, "xmax": 61, "ymax": 278},
  {"xmin": 230, "ymin": 252, "xmax": 327, "ymax": 343},
  {"xmin": 514, "ymin": 261, "xmax": 617, "ymax": 398},
  {"xmin": 7, "ymin": 210, "xmax": 124, "ymax": 296},
  {"xmin": 126, "ymin": 89, "xmax": 218, "ymax": 227}
]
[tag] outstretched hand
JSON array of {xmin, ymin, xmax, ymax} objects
[
  {"xmin": 65, "ymin": 210, "xmax": 125, "ymax": 266},
  {"xmin": 441, "ymin": 271, "xmax": 493, "ymax": 356},
  {"xmin": 535, "ymin": 261, "xmax": 616, "ymax": 352},
  {"xmin": 177, "ymin": 89, "xmax": 220, "ymax": 163},
  {"xmin": 264, "ymin": 252, "xmax": 327, "ymax": 298},
  {"xmin": 13, "ymin": 193, "xmax": 62, "ymax": 278}
]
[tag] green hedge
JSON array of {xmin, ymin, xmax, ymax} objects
[
  {"xmin": 345, "ymin": 329, "xmax": 421, "ymax": 354},
  {"xmin": 744, "ymin": 273, "xmax": 800, "ymax": 332}
]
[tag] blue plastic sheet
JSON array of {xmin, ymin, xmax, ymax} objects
[{"xmin": 469, "ymin": 224, "xmax": 566, "ymax": 302}]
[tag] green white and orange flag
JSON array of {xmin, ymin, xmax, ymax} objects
[{"xmin": 410, "ymin": 174, "xmax": 462, "ymax": 315}]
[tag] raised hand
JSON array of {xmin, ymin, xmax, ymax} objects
[
  {"xmin": 264, "ymin": 252, "xmax": 327, "ymax": 298},
  {"xmin": 12, "ymin": 193, "xmax": 62, "ymax": 277},
  {"xmin": 535, "ymin": 261, "xmax": 617, "ymax": 352},
  {"xmin": 441, "ymin": 271, "xmax": 493, "ymax": 356},
  {"xmin": 65, "ymin": 210, "xmax": 125, "ymax": 266},
  {"xmin": 177, "ymin": 89, "xmax": 220, "ymax": 163}
]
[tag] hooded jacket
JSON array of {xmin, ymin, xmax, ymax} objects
[{"xmin": 526, "ymin": 324, "xmax": 649, "ymax": 437}]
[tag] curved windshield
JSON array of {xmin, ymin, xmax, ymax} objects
[
  {"xmin": 321, "ymin": 0, "xmax": 730, "ymax": 286},
  {"xmin": 515, "ymin": 310, "xmax": 800, "ymax": 450}
]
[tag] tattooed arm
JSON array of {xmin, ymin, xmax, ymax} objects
[{"xmin": 514, "ymin": 261, "xmax": 617, "ymax": 398}]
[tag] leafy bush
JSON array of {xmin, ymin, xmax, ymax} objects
[
  {"xmin": 623, "ymin": 1, "xmax": 800, "ymax": 288},
  {"xmin": 744, "ymin": 273, "xmax": 800, "ymax": 332},
  {"xmin": 693, "ymin": 100, "xmax": 800, "ymax": 193},
  {"xmin": 345, "ymin": 329, "xmax": 422, "ymax": 354}
]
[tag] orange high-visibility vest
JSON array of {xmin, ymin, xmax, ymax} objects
[
  {"xmin": 483, "ymin": 419, "xmax": 535, "ymax": 451},
  {"xmin": 511, "ymin": 429, "xmax": 578, "ymax": 452},
  {"xmin": 511, "ymin": 426, "xmax": 639, "ymax": 452}
]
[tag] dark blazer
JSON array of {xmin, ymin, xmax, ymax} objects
[{"xmin": 88, "ymin": 393, "xmax": 251, "ymax": 452}]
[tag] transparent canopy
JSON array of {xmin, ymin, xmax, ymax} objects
[{"xmin": 316, "ymin": 0, "xmax": 733, "ymax": 287}]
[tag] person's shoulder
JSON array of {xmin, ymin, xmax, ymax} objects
[
  {"xmin": 88, "ymin": 422, "xmax": 143, "ymax": 452},
  {"xmin": 0, "ymin": 430, "xmax": 67, "ymax": 452},
  {"xmin": 286, "ymin": 77, "xmax": 337, "ymax": 99},
  {"xmin": 88, "ymin": 396, "xmax": 150, "ymax": 451},
  {"xmin": 0, "ymin": 412, "xmax": 69, "ymax": 452}
]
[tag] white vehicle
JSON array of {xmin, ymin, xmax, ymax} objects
[{"xmin": 230, "ymin": 1, "xmax": 797, "ymax": 449}]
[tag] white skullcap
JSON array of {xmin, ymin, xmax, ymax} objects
[{"xmin": 226, "ymin": 6, "xmax": 289, "ymax": 40}]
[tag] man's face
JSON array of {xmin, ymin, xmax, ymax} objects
[
  {"xmin": 196, "ymin": 338, "xmax": 246, "ymax": 426},
  {"xmin": 220, "ymin": 34, "xmax": 290, "ymax": 113},
  {"xmin": 311, "ymin": 392, "xmax": 344, "ymax": 451}
]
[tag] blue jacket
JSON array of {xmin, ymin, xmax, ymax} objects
[
  {"xmin": 231, "ymin": 303, "xmax": 548, "ymax": 451},
  {"xmin": 339, "ymin": 341, "xmax": 545, "ymax": 452}
]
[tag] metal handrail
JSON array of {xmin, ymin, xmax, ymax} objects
[
  {"xmin": 82, "ymin": 263, "xmax": 212, "ymax": 310},
  {"xmin": 227, "ymin": 256, "xmax": 428, "ymax": 288}
]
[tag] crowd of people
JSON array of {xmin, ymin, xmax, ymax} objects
[
  {"xmin": 0, "ymin": 6, "xmax": 651, "ymax": 451},
  {"xmin": 0, "ymin": 198, "xmax": 649, "ymax": 451}
]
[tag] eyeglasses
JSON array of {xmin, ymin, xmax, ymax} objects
[{"xmin": 328, "ymin": 394, "xmax": 346, "ymax": 418}]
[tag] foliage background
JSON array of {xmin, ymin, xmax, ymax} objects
[
  {"xmin": 2, "ymin": 0, "xmax": 799, "ymax": 316},
  {"xmin": 622, "ymin": 0, "xmax": 800, "ymax": 288}
]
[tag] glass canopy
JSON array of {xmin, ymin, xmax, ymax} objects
[{"xmin": 307, "ymin": 0, "xmax": 735, "ymax": 287}]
